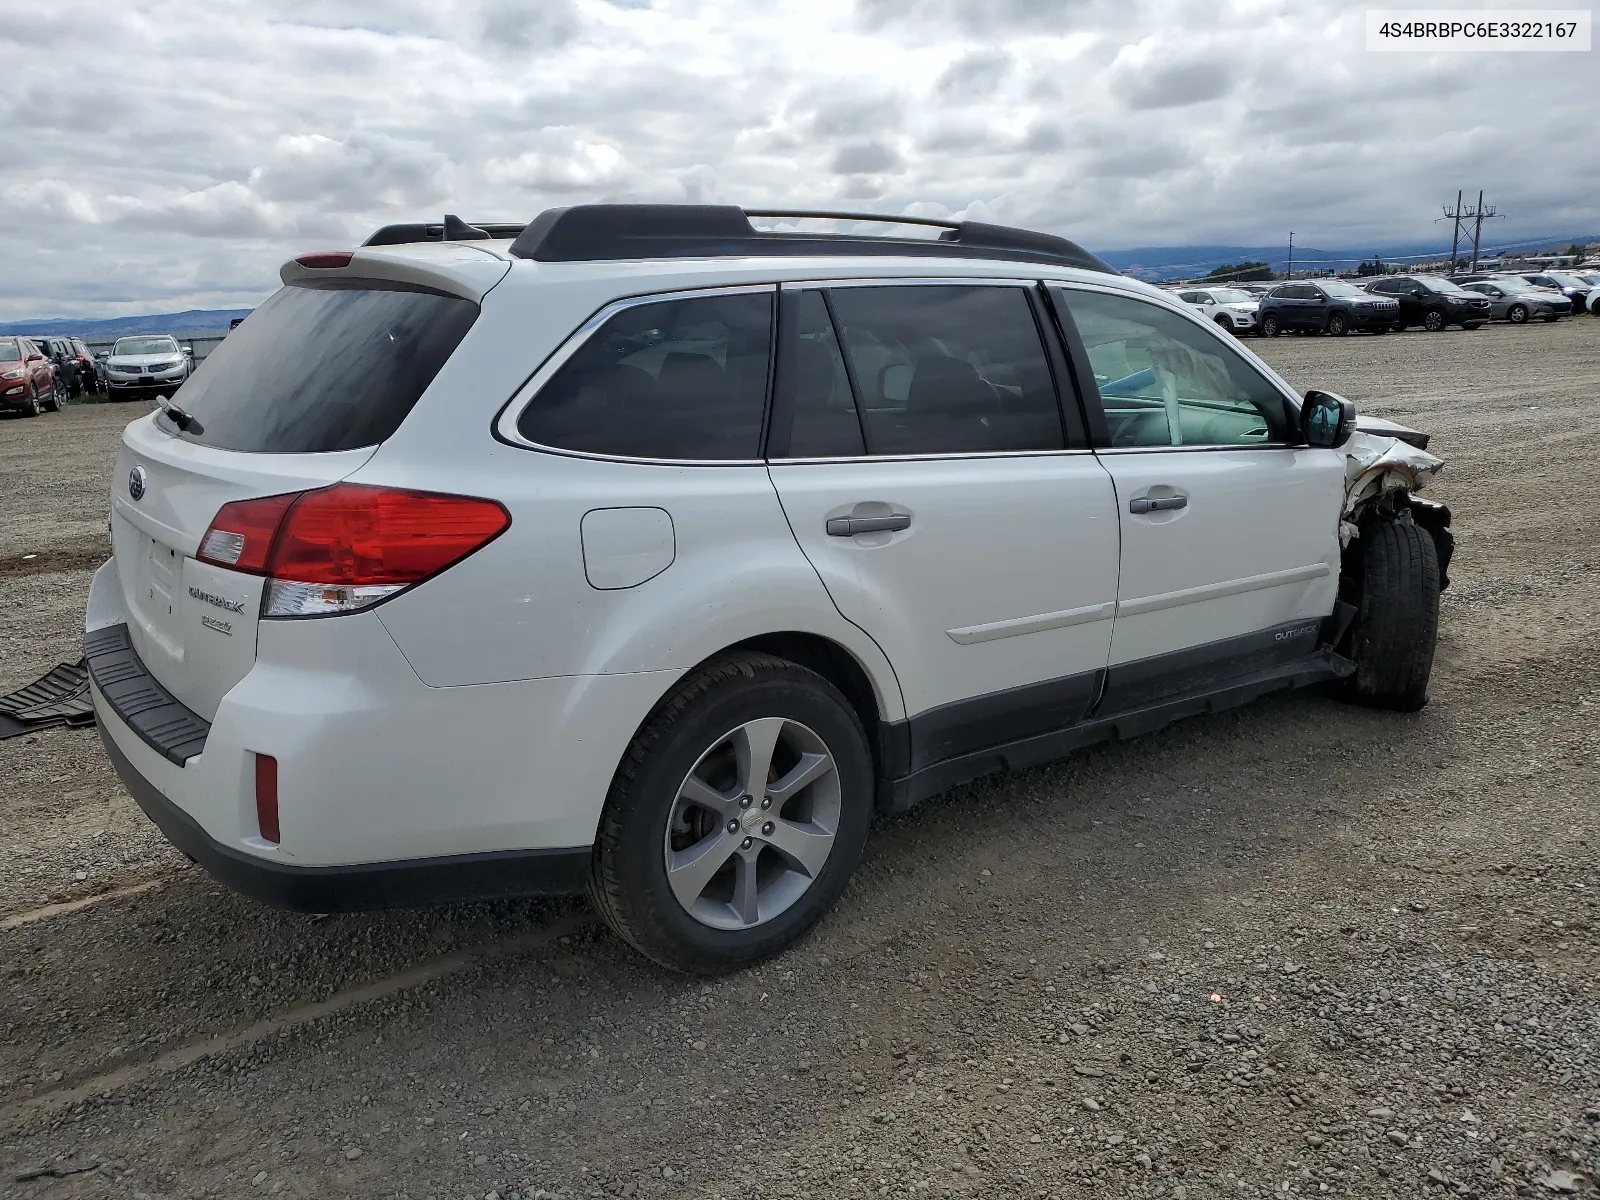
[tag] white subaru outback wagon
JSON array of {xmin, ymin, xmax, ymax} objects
[{"xmin": 86, "ymin": 205, "xmax": 1452, "ymax": 973}]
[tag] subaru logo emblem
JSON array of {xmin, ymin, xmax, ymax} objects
[{"xmin": 128, "ymin": 466, "xmax": 147, "ymax": 502}]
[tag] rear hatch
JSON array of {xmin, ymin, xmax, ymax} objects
[{"xmin": 108, "ymin": 255, "xmax": 497, "ymax": 720}]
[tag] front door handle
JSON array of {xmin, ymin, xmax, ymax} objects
[
  {"xmin": 827, "ymin": 514, "xmax": 911, "ymax": 537},
  {"xmin": 1129, "ymin": 495, "xmax": 1188, "ymax": 515}
]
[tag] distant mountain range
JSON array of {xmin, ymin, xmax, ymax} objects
[
  {"xmin": 1098, "ymin": 234, "xmax": 1600, "ymax": 281},
  {"xmin": 0, "ymin": 309, "xmax": 254, "ymax": 340}
]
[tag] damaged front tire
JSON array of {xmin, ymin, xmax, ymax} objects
[{"xmin": 1341, "ymin": 516, "xmax": 1440, "ymax": 712}]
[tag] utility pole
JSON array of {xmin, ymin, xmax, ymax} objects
[
  {"xmin": 1467, "ymin": 190, "xmax": 1500, "ymax": 271},
  {"xmin": 1286, "ymin": 231, "xmax": 1294, "ymax": 280},
  {"xmin": 1439, "ymin": 189, "xmax": 1465, "ymax": 271}
]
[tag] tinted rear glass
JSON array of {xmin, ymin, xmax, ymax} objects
[
  {"xmin": 158, "ymin": 282, "xmax": 477, "ymax": 453},
  {"xmin": 517, "ymin": 291, "xmax": 772, "ymax": 460}
]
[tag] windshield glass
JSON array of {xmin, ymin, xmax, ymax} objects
[
  {"xmin": 1497, "ymin": 280, "xmax": 1541, "ymax": 295},
  {"xmin": 1207, "ymin": 289, "xmax": 1253, "ymax": 304},
  {"xmin": 1543, "ymin": 273, "xmax": 1584, "ymax": 288},
  {"xmin": 114, "ymin": 336, "xmax": 179, "ymax": 356},
  {"xmin": 1419, "ymin": 278, "xmax": 1469, "ymax": 295},
  {"xmin": 0, "ymin": 339, "xmax": 20, "ymax": 362},
  {"xmin": 1318, "ymin": 281, "xmax": 1367, "ymax": 299}
]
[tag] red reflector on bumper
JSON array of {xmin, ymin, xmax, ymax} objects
[{"xmin": 254, "ymin": 753, "xmax": 280, "ymax": 844}]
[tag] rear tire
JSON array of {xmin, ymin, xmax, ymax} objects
[
  {"xmin": 1342, "ymin": 518, "xmax": 1440, "ymax": 712},
  {"xmin": 589, "ymin": 653, "xmax": 874, "ymax": 974},
  {"xmin": 1260, "ymin": 315, "xmax": 1279, "ymax": 337}
]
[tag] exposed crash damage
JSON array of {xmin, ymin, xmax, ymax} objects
[
  {"xmin": 1329, "ymin": 414, "xmax": 1453, "ymax": 711},
  {"xmin": 1343, "ymin": 415, "xmax": 1455, "ymax": 589}
]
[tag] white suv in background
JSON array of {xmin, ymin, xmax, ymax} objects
[
  {"xmin": 85, "ymin": 206, "xmax": 1451, "ymax": 973},
  {"xmin": 1175, "ymin": 285, "xmax": 1260, "ymax": 334}
]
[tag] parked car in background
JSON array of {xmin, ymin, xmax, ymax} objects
[
  {"xmin": 1175, "ymin": 286, "xmax": 1259, "ymax": 334},
  {"xmin": 1258, "ymin": 279, "xmax": 1400, "ymax": 337},
  {"xmin": 1232, "ymin": 282, "xmax": 1275, "ymax": 298},
  {"xmin": 1457, "ymin": 279, "xmax": 1572, "ymax": 323},
  {"xmin": 104, "ymin": 335, "xmax": 190, "ymax": 399},
  {"xmin": 30, "ymin": 335, "xmax": 93, "ymax": 397},
  {"xmin": 1363, "ymin": 275, "xmax": 1491, "ymax": 332},
  {"xmin": 0, "ymin": 337, "xmax": 65, "ymax": 415},
  {"xmin": 1521, "ymin": 272, "xmax": 1592, "ymax": 314}
]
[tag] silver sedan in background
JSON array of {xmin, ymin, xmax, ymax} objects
[{"xmin": 1458, "ymin": 279, "xmax": 1572, "ymax": 324}]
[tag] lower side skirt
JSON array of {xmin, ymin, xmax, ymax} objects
[{"xmin": 878, "ymin": 650, "xmax": 1353, "ymax": 814}]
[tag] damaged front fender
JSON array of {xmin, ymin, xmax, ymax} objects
[{"xmin": 1340, "ymin": 424, "xmax": 1453, "ymax": 588}]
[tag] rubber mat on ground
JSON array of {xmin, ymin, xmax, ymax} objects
[{"xmin": 0, "ymin": 659, "xmax": 95, "ymax": 740}]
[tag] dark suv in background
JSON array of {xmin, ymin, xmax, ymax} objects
[
  {"xmin": 1363, "ymin": 276, "xmax": 1490, "ymax": 332},
  {"xmin": 29, "ymin": 335, "xmax": 100, "ymax": 396},
  {"xmin": 1257, "ymin": 279, "xmax": 1400, "ymax": 337}
]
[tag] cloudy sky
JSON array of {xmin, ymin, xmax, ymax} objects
[{"xmin": 3, "ymin": 0, "xmax": 1594, "ymax": 319}]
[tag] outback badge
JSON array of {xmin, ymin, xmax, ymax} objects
[{"xmin": 128, "ymin": 466, "xmax": 148, "ymax": 502}]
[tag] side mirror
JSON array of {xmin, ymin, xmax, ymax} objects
[{"xmin": 1302, "ymin": 390, "xmax": 1355, "ymax": 449}]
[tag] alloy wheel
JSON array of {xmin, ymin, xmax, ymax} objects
[{"xmin": 663, "ymin": 716, "xmax": 842, "ymax": 931}]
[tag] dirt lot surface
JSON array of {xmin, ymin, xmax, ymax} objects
[{"xmin": 2, "ymin": 321, "xmax": 1598, "ymax": 1199}]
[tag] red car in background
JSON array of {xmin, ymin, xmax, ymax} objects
[{"xmin": 0, "ymin": 337, "xmax": 65, "ymax": 416}]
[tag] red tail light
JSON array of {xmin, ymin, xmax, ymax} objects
[
  {"xmin": 295, "ymin": 250, "xmax": 354, "ymax": 269},
  {"xmin": 254, "ymin": 753, "xmax": 280, "ymax": 844},
  {"xmin": 195, "ymin": 484, "xmax": 509, "ymax": 618},
  {"xmin": 198, "ymin": 492, "xmax": 301, "ymax": 572}
]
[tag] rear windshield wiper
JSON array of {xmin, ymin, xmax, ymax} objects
[{"xmin": 155, "ymin": 396, "xmax": 204, "ymax": 436}]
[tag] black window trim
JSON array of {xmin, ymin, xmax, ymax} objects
[
  {"xmin": 493, "ymin": 283, "xmax": 779, "ymax": 466},
  {"xmin": 764, "ymin": 276, "xmax": 1092, "ymax": 464},
  {"xmin": 1044, "ymin": 280, "xmax": 1307, "ymax": 454}
]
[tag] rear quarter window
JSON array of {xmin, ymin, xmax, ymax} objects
[{"xmin": 158, "ymin": 281, "xmax": 477, "ymax": 453}]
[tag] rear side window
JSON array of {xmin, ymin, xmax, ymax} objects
[
  {"xmin": 158, "ymin": 282, "xmax": 477, "ymax": 453},
  {"xmin": 825, "ymin": 285, "xmax": 1064, "ymax": 455},
  {"xmin": 518, "ymin": 291, "xmax": 772, "ymax": 460}
]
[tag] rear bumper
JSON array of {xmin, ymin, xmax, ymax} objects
[
  {"xmin": 98, "ymin": 719, "xmax": 591, "ymax": 911},
  {"xmin": 84, "ymin": 554, "xmax": 669, "ymax": 908}
]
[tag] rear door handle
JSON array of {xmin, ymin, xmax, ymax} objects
[
  {"xmin": 827, "ymin": 514, "xmax": 911, "ymax": 537},
  {"xmin": 1129, "ymin": 495, "xmax": 1188, "ymax": 514}
]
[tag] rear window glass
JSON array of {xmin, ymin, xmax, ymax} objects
[
  {"xmin": 158, "ymin": 282, "xmax": 477, "ymax": 453},
  {"xmin": 517, "ymin": 291, "xmax": 772, "ymax": 460}
]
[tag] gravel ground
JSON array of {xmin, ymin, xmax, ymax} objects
[{"xmin": 1, "ymin": 320, "xmax": 1597, "ymax": 1200}]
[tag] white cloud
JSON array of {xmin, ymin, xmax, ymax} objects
[{"xmin": 0, "ymin": 0, "xmax": 1591, "ymax": 319}]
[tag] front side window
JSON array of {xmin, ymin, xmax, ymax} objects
[
  {"xmin": 1057, "ymin": 287, "xmax": 1292, "ymax": 449},
  {"xmin": 824, "ymin": 285, "xmax": 1064, "ymax": 455},
  {"xmin": 519, "ymin": 291, "xmax": 772, "ymax": 460}
]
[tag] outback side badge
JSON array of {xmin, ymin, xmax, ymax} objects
[{"xmin": 128, "ymin": 466, "xmax": 147, "ymax": 502}]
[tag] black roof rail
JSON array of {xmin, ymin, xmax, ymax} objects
[
  {"xmin": 507, "ymin": 204, "xmax": 1113, "ymax": 273},
  {"xmin": 363, "ymin": 218, "xmax": 527, "ymax": 247},
  {"xmin": 358, "ymin": 205, "xmax": 1113, "ymax": 274}
]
